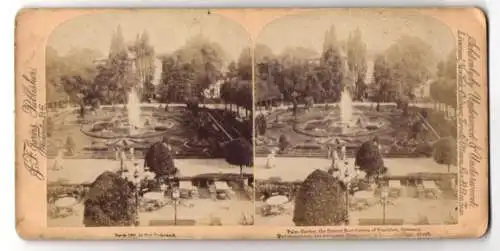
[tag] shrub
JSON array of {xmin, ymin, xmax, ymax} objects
[
  {"xmin": 144, "ymin": 138, "xmax": 177, "ymax": 178},
  {"xmin": 83, "ymin": 171, "xmax": 136, "ymax": 227},
  {"xmin": 278, "ymin": 134, "xmax": 290, "ymax": 152},
  {"xmin": 224, "ymin": 137, "xmax": 253, "ymax": 175},
  {"xmin": 293, "ymin": 169, "xmax": 347, "ymax": 226},
  {"xmin": 355, "ymin": 140, "xmax": 385, "ymax": 178},
  {"xmin": 433, "ymin": 137, "xmax": 457, "ymax": 172}
]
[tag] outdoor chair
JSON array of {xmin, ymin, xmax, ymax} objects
[
  {"xmin": 52, "ymin": 197, "xmax": 78, "ymax": 218},
  {"xmin": 422, "ymin": 180, "xmax": 441, "ymax": 199},
  {"xmin": 388, "ymin": 180, "xmax": 402, "ymax": 198},
  {"xmin": 416, "ymin": 184, "xmax": 425, "ymax": 199}
]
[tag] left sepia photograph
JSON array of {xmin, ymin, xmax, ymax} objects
[{"xmin": 45, "ymin": 10, "xmax": 254, "ymax": 227}]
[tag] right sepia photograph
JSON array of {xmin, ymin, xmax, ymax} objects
[{"xmin": 253, "ymin": 9, "xmax": 458, "ymax": 226}]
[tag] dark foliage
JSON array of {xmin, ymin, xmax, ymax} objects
[
  {"xmin": 293, "ymin": 169, "xmax": 347, "ymax": 226},
  {"xmin": 83, "ymin": 171, "xmax": 136, "ymax": 227},
  {"xmin": 415, "ymin": 142, "xmax": 433, "ymax": 157},
  {"xmin": 410, "ymin": 120, "xmax": 424, "ymax": 140},
  {"xmin": 256, "ymin": 113, "xmax": 267, "ymax": 136},
  {"xmin": 420, "ymin": 108, "xmax": 428, "ymax": 119},
  {"xmin": 45, "ymin": 117, "xmax": 54, "ymax": 137},
  {"xmin": 144, "ymin": 140, "xmax": 177, "ymax": 178},
  {"xmin": 224, "ymin": 137, "xmax": 253, "ymax": 174},
  {"xmin": 433, "ymin": 137, "xmax": 457, "ymax": 171},
  {"xmin": 355, "ymin": 140, "xmax": 385, "ymax": 177},
  {"xmin": 278, "ymin": 134, "xmax": 291, "ymax": 152}
]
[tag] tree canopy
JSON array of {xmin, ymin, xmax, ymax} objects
[
  {"xmin": 129, "ymin": 30, "xmax": 156, "ymax": 102},
  {"xmin": 144, "ymin": 140, "xmax": 177, "ymax": 178},
  {"xmin": 430, "ymin": 50, "xmax": 457, "ymax": 110},
  {"xmin": 224, "ymin": 137, "xmax": 253, "ymax": 174},
  {"xmin": 346, "ymin": 28, "xmax": 368, "ymax": 100},
  {"xmin": 355, "ymin": 139, "xmax": 385, "ymax": 178},
  {"xmin": 370, "ymin": 36, "xmax": 436, "ymax": 104},
  {"xmin": 432, "ymin": 137, "xmax": 457, "ymax": 170}
]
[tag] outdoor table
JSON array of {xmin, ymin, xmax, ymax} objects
[
  {"xmin": 214, "ymin": 181, "xmax": 230, "ymax": 191},
  {"xmin": 142, "ymin": 191, "xmax": 167, "ymax": 209},
  {"xmin": 422, "ymin": 180, "xmax": 441, "ymax": 199},
  {"xmin": 352, "ymin": 191, "xmax": 376, "ymax": 210},
  {"xmin": 388, "ymin": 180, "xmax": 403, "ymax": 197},
  {"xmin": 53, "ymin": 197, "xmax": 78, "ymax": 217},
  {"xmin": 54, "ymin": 197, "xmax": 77, "ymax": 209},
  {"xmin": 179, "ymin": 181, "xmax": 195, "ymax": 198}
]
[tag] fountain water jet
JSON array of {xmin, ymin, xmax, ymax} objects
[
  {"xmin": 128, "ymin": 88, "xmax": 143, "ymax": 134},
  {"xmin": 339, "ymin": 88, "xmax": 354, "ymax": 132}
]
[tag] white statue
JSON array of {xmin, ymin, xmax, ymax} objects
[
  {"xmin": 331, "ymin": 150, "xmax": 339, "ymax": 169},
  {"xmin": 129, "ymin": 147, "xmax": 135, "ymax": 161},
  {"xmin": 340, "ymin": 145, "xmax": 346, "ymax": 160},
  {"xmin": 265, "ymin": 148, "xmax": 277, "ymax": 169},
  {"xmin": 52, "ymin": 149, "xmax": 65, "ymax": 170}
]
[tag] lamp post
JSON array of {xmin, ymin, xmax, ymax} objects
[
  {"xmin": 381, "ymin": 186, "xmax": 389, "ymax": 225},
  {"xmin": 340, "ymin": 162, "xmax": 361, "ymax": 226},
  {"xmin": 133, "ymin": 170, "xmax": 141, "ymax": 226},
  {"xmin": 119, "ymin": 147, "xmax": 125, "ymax": 172},
  {"xmin": 343, "ymin": 174, "xmax": 350, "ymax": 226},
  {"xmin": 172, "ymin": 188, "xmax": 180, "ymax": 225},
  {"xmin": 124, "ymin": 162, "xmax": 155, "ymax": 227}
]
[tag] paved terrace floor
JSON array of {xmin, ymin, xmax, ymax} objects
[
  {"xmin": 48, "ymin": 158, "xmax": 252, "ymax": 185},
  {"xmin": 255, "ymin": 157, "xmax": 457, "ymax": 182}
]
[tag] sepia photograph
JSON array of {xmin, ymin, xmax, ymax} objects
[
  {"xmin": 14, "ymin": 8, "xmax": 487, "ymax": 239},
  {"xmin": 254, "ymin": 10, "xmax": 459, "ymax": 226},
  {"xmin": 44, "ymin": 11, "xmax": 254, "ymax": 227}
]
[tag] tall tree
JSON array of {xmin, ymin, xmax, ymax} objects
[
  {"xmin": 237, "ymin": 47, "xmax": 252, "ymax": 80},
  {"xmin": 279, "ymin": 46, "xmax": 319, "ymax": 63},
  {"xmin": 129, "ymin": 30, "xmax": 156, "ymax": 102},
  {"xmin": 320, "ymin": 47, "xmax": 344, "ymax": 102},
  {"xmin": 432, "ymin": 50, "xmax": 457, "ymax": 117},
  {"xmin": 254, "ymin": 43, "xmax": 275, "ymax": 64},
  {"xmin": 167, "ymin": 35, "xmax": 226, "ymax": 101},
  {"xmin": 346, "ymin": 28, "xmax": 368, "ymax": 100},
  {"xmin": 372, "ymin": 54, "xmax": 396, "ymax": 109},
  {"xmin": 384, "ymin": 35, "xmax": 435, "ymax": 99},
  {"xmin": 90, "ymin": 25, "xmax": 138, "ymax": 105},
  {"xmin": 322, "ymin": 25, "xmax": 338, "ymax": 53},
  {"xmin": 108, "ymin": 25, "xmax": 128, "ymax": 61},
  {"xmin": 48, "ymin": 47, "xmax": 102, "ymax": 105}
]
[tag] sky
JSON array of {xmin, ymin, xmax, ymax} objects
[
  {"xmin": 48, "ymin": 9, "xmax": 456, "ymax": 63},
  {"xmin": 256, "ymin": 9, "xmax": 456, "ymax": 61},
  {"xmin": 47, "ymin": 10, "xmax": 252, "ymax": 63}
]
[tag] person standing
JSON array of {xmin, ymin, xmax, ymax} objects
[{"xmin": 52, "ymin": 148, "xmax": 65, "ymax": 171}]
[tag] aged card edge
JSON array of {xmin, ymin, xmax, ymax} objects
[{"xmin": 13, "ymin": 7, "xmax": 490, "ymax": 240}]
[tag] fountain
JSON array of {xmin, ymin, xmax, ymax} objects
[
  {"xmin": 296, "ymin": 88, "xmax": 390, "ymax": 138},
  {"xmin": 339, "ymin": 88, "xmax": 355, "ymax": 133},
  {"xmin": 128, "ymin": 88, "xmax": 143, "ymax": 134},
  {"xmin": 81, "ymin": 86, "xmax": 178, "ymax": 139}
]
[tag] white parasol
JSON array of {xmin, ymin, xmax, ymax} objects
[
  {"xmin": 54, "ymin": 197, "xmax": 78, "ymax": 208},
  {"xmin": 265, "ymin": 195, "xmax": 289, "ymax": 206},
  {"xmin": 143, "ymin": 192, "xmax": 165, "ymax": 202}
]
